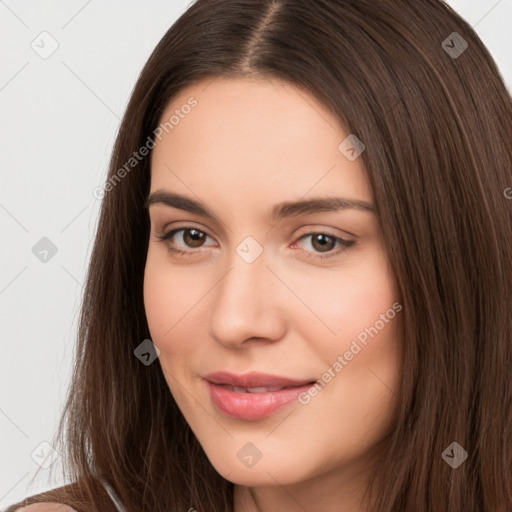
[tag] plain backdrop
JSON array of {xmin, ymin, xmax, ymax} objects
[{"xmin": 1, "ymin": 0, "xmax": 511, "ymax": 509}]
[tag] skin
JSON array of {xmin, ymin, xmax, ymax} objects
[
  {"xmin": 144, "ymin": 76, "xmax": 403, "ymax": 512},
  {"xmin": 18, "ymin": 505, "xmax": 76, "ymax": 511}
]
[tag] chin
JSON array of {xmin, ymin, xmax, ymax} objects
[
  {"xmin": 203, "ymin": 444, "xmax": 312, "ymax": 487},
  {"xmin": 217, "ymin": 463, "xmax": 301, "ymax": 487}
]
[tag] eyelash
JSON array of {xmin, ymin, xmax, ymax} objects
[{"xmin": 155, "ymin": 226, "xmax": 355, "ymax": 260}]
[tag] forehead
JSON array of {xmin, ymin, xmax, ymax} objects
[{"xmin": 150, "ymin": 76, "xmax": 373, "ymax": 209}]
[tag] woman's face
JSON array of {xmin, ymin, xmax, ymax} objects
[{"xmin": 144, "ymin": 76, "xmax": 402, "ymax": 498}]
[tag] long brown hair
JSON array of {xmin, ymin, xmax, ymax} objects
[{"xmin": 44, "ymin": 0, "xmax": 512, "ymax": 510}]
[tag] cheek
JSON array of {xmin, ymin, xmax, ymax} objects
[
  {"xmin": 143, "ymin": 259, "xmax": 201, "ymax": 407},
  {"xmin": 289, "ymin": 247, "xmax": 400, "ymax": 353},
  {"xmin": 312, "ymin": 251, "xmax": 402, "ymax": 429},
  {"xmin": 143, "ymin": 260, "xmax": 172, "ymax": 341},
  {"xmin": 143, "ymin": 253, "xmax": 208, "ymax": 362},
  {"xmin": 337, "ymin": 267, "xmax": 398, "ymax": 346}
]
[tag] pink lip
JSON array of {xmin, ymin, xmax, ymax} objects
[{"xmin": 203, "ymin": 371, "xmax": 317, "ymax": 420}]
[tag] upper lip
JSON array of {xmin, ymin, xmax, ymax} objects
[{"xmin": 203, "ymin": 371, "xmax": 317, "ymax": 388}]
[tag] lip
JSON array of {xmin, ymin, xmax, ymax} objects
[
  {"xmin": 203, "ymin": 371, "xmax": 317, "ymax": 420},
  {"xmin": 203, "ymin": 371, "xmax": 316, "ymax": 388}
]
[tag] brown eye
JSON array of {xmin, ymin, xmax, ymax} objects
[
  {"xmin": 156, "ymin": 227, "xmax": 214, "ymax": 255},
  {"xmin": 294, "ymin": 231, "xmax": 355, "ymax": 260},
  {"xmin": 310, "ymin": 233, "xmax": 336, "ymax": 253},
  {"xmin": 181, "ymin": 228, "xmax": 206, "ymax": 248}
]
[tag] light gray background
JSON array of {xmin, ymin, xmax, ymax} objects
[{"xmin": 1, "ymin": 1, "xmax": 511, "ymax": 509}]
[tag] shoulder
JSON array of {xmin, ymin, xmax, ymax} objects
[
  {"xmin": 4, "ymin": 479, "xmax": 118, "ymax": 512},
  {"xmin": 15, "ymin": 504, "xmax": 77, "ymax": 512}
]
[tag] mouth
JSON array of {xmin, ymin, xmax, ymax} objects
[
  {"xmin": 217, "ymin": 384, "xmax": 308, "ymax": 393},
  {"xmin": 203, "ymin": 371, "xmax": 318, "ymax": 420}
]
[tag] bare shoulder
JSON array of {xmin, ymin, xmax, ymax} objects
[{"xmin": 16, "ymin": 503, "xmax": 77, "ymax": 512}]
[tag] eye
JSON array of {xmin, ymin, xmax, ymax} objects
[
  {"xmin": 155, "ymin": 227, "xmax": 214, "ymax": 256},
  {"xmin": 155, "ymin": 226, "xmax": 355, "ymax": 260},
  {"xmin": 292, "ymin": 231, "xmax": 355, "ymax": 260}
]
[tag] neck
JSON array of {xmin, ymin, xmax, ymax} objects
[{"xmin": 233, "ymin": 456, "xmax": 376, "ymax": 512}]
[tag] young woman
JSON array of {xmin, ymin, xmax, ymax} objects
[{"xmin": 8, "ymin": 0, "xmax": 512, "ymax": 511}]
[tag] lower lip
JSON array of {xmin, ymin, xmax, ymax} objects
[{"xmin": 206, "ymin": 381, "xmax": 315, "ymax": 420}]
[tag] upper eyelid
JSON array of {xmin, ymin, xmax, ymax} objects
[
  {"xmin": 157, "ymin": 223, "xmax": 216, "ymax": 242},
  {"xmin": 155, "ymin": 223, "xmax": 352, "ymax": 241},
  {"xmin": 171, "ymin": 227, "xmax": 216, "ymax": 244},
  {"xmin": 149, "ymin": 209, "xmax": 361, "ymax": 237},
  {"xmin": 157, "ymin": 225, "xmax": 353, "ymax": 250}
]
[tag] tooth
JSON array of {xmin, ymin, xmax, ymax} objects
[
  {"xmin": 247, "ymin": 386, "xmax": 284, "ymax": 393},
  {"xmin": 227, "ymin": 385, "xmax": 287, "ymax": 393}
]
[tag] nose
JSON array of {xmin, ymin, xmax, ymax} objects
[{"xmin": 208, "ymin": 249, "xmax": 287, "ymax": 349}]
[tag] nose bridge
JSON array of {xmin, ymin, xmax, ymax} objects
[{"xmin": 208, "ymin": 240, "xmax": 285, "ymax": 346}]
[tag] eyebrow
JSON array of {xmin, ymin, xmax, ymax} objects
[{"xmin": 144, "ymin": 190, "xmax": 376, "ymax": 222}]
